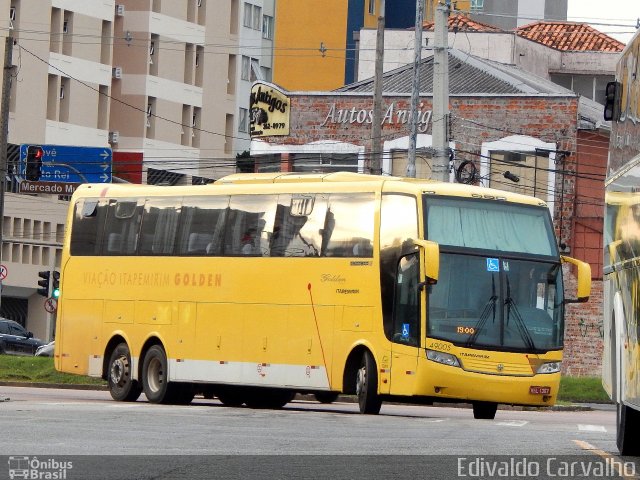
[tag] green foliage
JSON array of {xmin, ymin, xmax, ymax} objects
[
  {"xmin": 0, "ymin": 355, "xmax": 105, "ymax": 385},
  {"xmin": 557, "ymin": 376, "xmax": 611, "ymax": 403}
]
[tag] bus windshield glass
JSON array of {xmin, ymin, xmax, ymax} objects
[
  {"xmin": 424, "ymin": 196, "xmax": 563, "ymax": 352},
  {"xmin": 425, "ymin": 196, "xmax": 558, "ymax": 257}
]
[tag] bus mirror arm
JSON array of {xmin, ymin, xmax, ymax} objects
[
  {"xmin": 413, "ymin": 239, "xmax": 440, "ymax": 285},
  {"xmin": 560, "ymin": 255, "xmax": 591, "ymax": 303}
]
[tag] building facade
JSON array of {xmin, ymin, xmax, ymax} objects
[
  {"xmin": 358, "ymin": 16, "xmax": 624, "ymax": 106},
  {"xmin": 0, "ymin": 0, "xmax": 273, "ymax": 340}
]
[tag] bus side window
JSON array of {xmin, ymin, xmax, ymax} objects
[
  {"xmin": 393, "ymin": 253, "xmax": 420, "ymax": 346},
  {"xmin": 70, "ymin": 198, "xmax": 107, "ymax": 256},
  {"xmin": 102, "ymin": 199, "xmax": 143, "ymax": 256},
  {"xmin": 176, "ymin": 196, "xmax": 229, "ymax": 256},
  {"xmin": 138, "ymin": 197, "xmax": 180, "ymax": 255},
  {"xmin": 225, "ymin": 195, "xmax": 277, "ymax": 256},
  {"xmin": 322, "ymin": 193, "xmax": 374, "ymax": 257},
  {"xmin": 271, "ymin": 194, "xmax": 327, "ymax": 257}
]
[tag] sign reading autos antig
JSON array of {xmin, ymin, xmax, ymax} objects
[{"xmin": 250, "ymin": 82, "xmax": 290, "ymax": 137}]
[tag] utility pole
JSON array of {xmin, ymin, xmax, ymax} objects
[
  {"xmin": 431, "ymin": 1, "xmax": 450, "ymax": 182},
  {"xmin": 370, "ymin": 0, "xmax": 385, "ymax": 175},
  {"xmin": 0, "ymin": 37, "xmax": 13, "ymax": 311},
  {"xmin": 407, "ymin": 0, "xmax": 424, "ymax": 178}
]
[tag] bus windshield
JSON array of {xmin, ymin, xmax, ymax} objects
[
  {"xmin": 425, "ymin": 196, "xmax": 558, "ymax": 257},
  {"xmin": 424, "ymin": 196, "xmax": 563, "ymax": 352}
]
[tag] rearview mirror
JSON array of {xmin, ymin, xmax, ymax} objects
[
  {"xmin": 27, "ymin": 332, "xmax": 33, "ymax": 339},
  {"xmin": 413, "ymin": 239, "xmax": 439, "ymax": 285},
  {"xmin": 561, "ymin": 255, "xmax": 591, "ymax": 303}
]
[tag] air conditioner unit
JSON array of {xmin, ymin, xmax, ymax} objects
[
  {"xmin": 115, "ymin": 4, "xmax": 125, "ymax": 16},
  {"xmin": 109, "ymin": 131, "xmax": 119, "ymax": 144},
  {"xmin": 112, "ymin": 66, "xmax": 122, "ymax": 79}
]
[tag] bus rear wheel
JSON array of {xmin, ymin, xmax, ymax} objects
[
  {"xmin": 356, "ymin": 351, "xmax": 382, "ymax": 414},
  {"xmin": 216, "ymin": 388, "xmax": 246, "ymax": 407},
  {"xmin": 107, "ymin": 343, "xmax": 142, "ymax": 402},
  {"xmin": 472, "ymin": 401, "xmax": 497, "ymax": 419},
  {"xmin": 617, "ymin": 402, "xmax": 640, "ymax": 455},
  {"xmin": 142, "ymin": 345, "xmax": 171, "ymax": 404}
]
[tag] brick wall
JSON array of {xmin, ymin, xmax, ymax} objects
[{"xmin": 563, "ymin": 277, "xmax": 604, "ymax": 376}]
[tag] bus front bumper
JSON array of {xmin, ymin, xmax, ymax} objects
[{"xmin": 418, "ymin": 360, "xmax": 560, "ymax": 406}]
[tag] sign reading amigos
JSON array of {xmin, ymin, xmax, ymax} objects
[{"xmin": 250, "ymin": 82, "xmax": 290, "ymax": 137}]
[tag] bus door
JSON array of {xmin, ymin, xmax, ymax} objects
[{"xmin": 390, "ymin": 252, "xmax": 422, "ymax": 395}]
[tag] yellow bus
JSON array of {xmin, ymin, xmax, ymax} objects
[
  {"xmin": 55, "ymin": 172, "xmax": 590, "ymax": 417},
  {"xmin": 602, "ymin": 29, "xmax": 640, "ymax": 456}
]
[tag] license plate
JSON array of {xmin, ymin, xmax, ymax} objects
[{"xmin": 529, "ymin": 386, "xmax": 551, "ymax": 395}]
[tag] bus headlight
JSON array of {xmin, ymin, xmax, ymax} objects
[
  {"xmin": 537, "ymin": 362, "xmax": 561, "ymax": 374},
  {"xmin": 426, "ymin": 349, "xmax": 461, "ymax": 368}
]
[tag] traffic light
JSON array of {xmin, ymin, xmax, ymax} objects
[
  {"xmin": 37, "ymin": 270, "xmax": 50, "ymax": 297},
  {"xmin": 51, "ymin": 271, "xmax": 60, "ymax": 298},
  {"xmin": 604, "ymin": 81, "xmax": 622, "ymax": 122},
  {"xmin": 25, "ymin": 145, "xmax": 44, "ymax": 181}
]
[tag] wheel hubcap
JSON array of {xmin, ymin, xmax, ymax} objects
[
  {"xmin": 356, "ymin": 366, "xmax": 366, "ymax": 396},
  {"xmin": 110, "ymin": 356, "xmax": 128, "ymax": 386},
  {"xmin": 147, "ymin": 357, "xmax": 164, "ymax": 393}
]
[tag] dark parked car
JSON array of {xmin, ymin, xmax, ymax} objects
[{"xmin": 0, "ymin": 319, "xmax": 45, "ymax": 355}]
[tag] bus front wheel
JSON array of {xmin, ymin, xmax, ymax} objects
[
  {"xmin": 107, "ymin": 343, "xmax": 142, "ymax": 402},
  {"xmin": 356, "ymin": 351, "xmax": 382, "ymax": 414},
  {"xmin": 142, "ymin": 345, "xmax": 170, "ymax": 404},
  {"xmin": 617, "ymin": 402, "xmax": 640, "ymax": 455},
  {"xmin": 472, "ymin": 401, "xmax": 497, "ymax": 419}
]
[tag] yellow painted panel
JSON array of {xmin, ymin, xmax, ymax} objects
[
  {"xmin": 135, "ymin": 301, "xmax": 172, "ymax": 325},
  {"xmin": 57, "ymin": 299, "xmax": 103, "ymax": 376},
  {"xmin": 197, "ymin": 303, "xmax": 244, "ymax": 361},
  {"xmin": 104, "ymin": 300, "xmax": 134, "ymax": 324},
  {"xmin": 342, "ymin": 306, "xmax": 373, "ymax": 332},
  {"xmin": 174, "ymin": 302, "xmax": 196, "ymax": 359}
]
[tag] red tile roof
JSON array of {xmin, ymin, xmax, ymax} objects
[
  {"xmin": 516, "ymin": 21, "xmax": 625, "ymax": 52},
  {"xmin": 422, "ymin": 14, "xmax": 503, "ymax": 33}
]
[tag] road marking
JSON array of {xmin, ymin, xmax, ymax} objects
[
  {"xmin": 578, "ymin": 424, "xmax": 607, "ymax": 432},
  {"xmin": 574, "ymin": 440, "xmax": 640, "ymax": 480},
  {"xmin": 496, "ymin": 420, "xmax": 528, "ymax": 427}
]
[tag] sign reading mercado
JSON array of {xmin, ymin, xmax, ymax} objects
[{"xmin": 250, "ymin": 82, "xmax": 290, "ymax": 137}]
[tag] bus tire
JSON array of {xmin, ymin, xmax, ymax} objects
[
  {"xmin": 356, "ymin": 350, "xmax": 382, "ymax": 414},
  {"xmin": 107, "ymin": 343, "xmax": 142, "ymax": 402},
  {"xmin": 472, "ymin": 401, "xmax": 497, "ymax": 419},
  {"xmin": 314, "ymin": 392, "xmax": 339, "ymax": 404},
  {"xmin": 617, "ymin": 402, "xmax": 640, "ymax": 455},
  {"xmin": 142, "ymin": 344, "xmax": 170, "ymax": 404}
]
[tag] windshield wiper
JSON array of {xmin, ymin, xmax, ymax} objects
[
  {"xmin": 466, "ymin": 275, "xmax": 497, "ymax": 347},
  {"xmin": 505, "ymin": 276, "xmax": 536, "ymax": 351}
]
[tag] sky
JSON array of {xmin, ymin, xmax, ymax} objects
[{"xmin": 567, "ymin": 0, "xmax": 639, "ymax": 44}]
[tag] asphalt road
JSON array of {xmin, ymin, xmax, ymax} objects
[{"xmin": 0, "ymin": 386, "xmax": 633, "ymax": 480}]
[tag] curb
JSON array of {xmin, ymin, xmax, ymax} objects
[{"xmin": 0, "ymin": 381, "xmax": 107, "ymax": 391}]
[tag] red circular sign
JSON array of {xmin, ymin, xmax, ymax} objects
[{"xmin": 44, "ymin": 297, "xmax": 57, "ymax": 313}]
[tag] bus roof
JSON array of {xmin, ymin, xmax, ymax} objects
[{"xmin": 71, "ymin": 173, "xmax": 547, "ymax": 208}]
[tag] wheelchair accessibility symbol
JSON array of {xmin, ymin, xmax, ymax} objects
[
  {"xmin": 486, "ymin": 258, "xmax": 500, "ymax": 272},
  {"xmin": 401, "ymin": 323, "xmax": 410, "ymax": 339}
]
